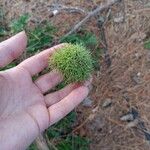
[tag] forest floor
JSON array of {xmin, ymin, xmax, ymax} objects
[{"xmin": 0, "ymin": 0, "xmax": 150, "ymax": 150}]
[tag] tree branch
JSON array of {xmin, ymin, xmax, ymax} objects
[
  {"xmin": 62, "ymin": 0, "xmax": 122, "ymax": 38},
  {"xmin": 48, "ymin": 4, "xmax": 86, "ymax": 14}
]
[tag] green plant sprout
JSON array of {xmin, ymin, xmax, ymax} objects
[
  {"xmin": 49, "ymin": 44, "xmax": 93, "ymax": 84},
  {"xmin": 144, "ymin": 39, "xmax": 150, "ymax": 50},
  {"xmin": 10, "ymin": 13, "xmax": 30, "ymax": 34}
]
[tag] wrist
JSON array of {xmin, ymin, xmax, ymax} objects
[{"xmin": 0, "ymin": 112, "xmax": 39, "ymax": 150}]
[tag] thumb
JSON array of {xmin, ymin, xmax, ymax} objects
[{"xmin": 0, "ymin": 31, "xmax": 27, "ymax": 68}]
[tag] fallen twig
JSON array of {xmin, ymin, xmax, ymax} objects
[
  {"xmin": 72, "ymin": 113, "xmax": 95, "ymax": 133},
  {"xmin": 48, "ymin": 4, "xmax": 86, "ymax": 14},
  {"xmin": 45, "ymin": 134, "xmax": 58, "ymax": 150},
  {"xmin": 62, "ymin": 0, "xmax": 122, "ymax": 38},
  {"xmin": 35, "ymin": 134, "xmax": 49, "ymax": 150},
  {"xmin": 101, "ymin": 8, "xmax": 111, "ymax": 28},
  {"xmin": 98, "ymin": 9, "xmax": 112, "ymax": 67}
]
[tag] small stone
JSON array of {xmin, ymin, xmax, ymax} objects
[
  {"xmin": 131, "ymin": 73, "xmax": 142, "ymax": 84},
  {"xmin": 97, "ymin": 16, "xmax": 105, "ymax": 27},
  {"xmin": 135, "ymin": 52, "xmax": 142, "ymax": 60},
  {"xmin": 82, "ymin": 97, "xmax": 93, "ymax": 107},
  {"xmin": 120, "ymin": 114, "xmax": 134, "ymax": 121},
  {"xmin": 137, "ymin": 72, "xmax": 141, "ymax": 77},
  {"xmin": 145, "ymin": 2, "xmax": 150, "ymax": 7},
  {"xmin": 114, "ymin": 16, "xmax": 124, "ymax": 23},
  {"xmin": 52, "ymin": 10, "xmax": 59, "ymax": 15},
  {"xmin": 102, "ymin": 98, "xmax": 112, "ymax": 108},
  {"xmin": 126, "ymin": 119, "xmax": 139, "ymax": 128}
]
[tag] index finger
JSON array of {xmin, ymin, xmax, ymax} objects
[
  {"xmin": 18, "ymin": 43, "xmax": 66, "ymax": 76},
  {"xmin": 0, "ymin": 31, "xmax": 27, "ymax": 68}
]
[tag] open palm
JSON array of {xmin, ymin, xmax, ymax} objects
[{"xmin": 0, "ymin": 32, "xmax": 90, "ymax": 150}]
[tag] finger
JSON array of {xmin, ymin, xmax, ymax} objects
[
  {"xmin": 18, "ymin": 43, "xmax": 66, "ymax": 76},
  {"xmin": 48, "ymin": 85, "xmax": 89, "ymax": 126},
  {"xmin": 45, "ymin": 83, "xmax": 78, "ymax": 106},
  {"xmin": 35, "ymin": 70, "xmax": 63, "ymax": 94},
  {"xmin": 0, "ymin": 31, "xmax": 27, "ymax": 68}
]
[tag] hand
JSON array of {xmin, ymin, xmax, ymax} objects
[{"xmin": 0, "ymin": 32, "xmax": 91, "ymax": 150}]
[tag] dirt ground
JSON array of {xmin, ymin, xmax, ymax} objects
[{"xmin": 1, "ymin": 0, "xmax": 150, "ymax": 149}]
